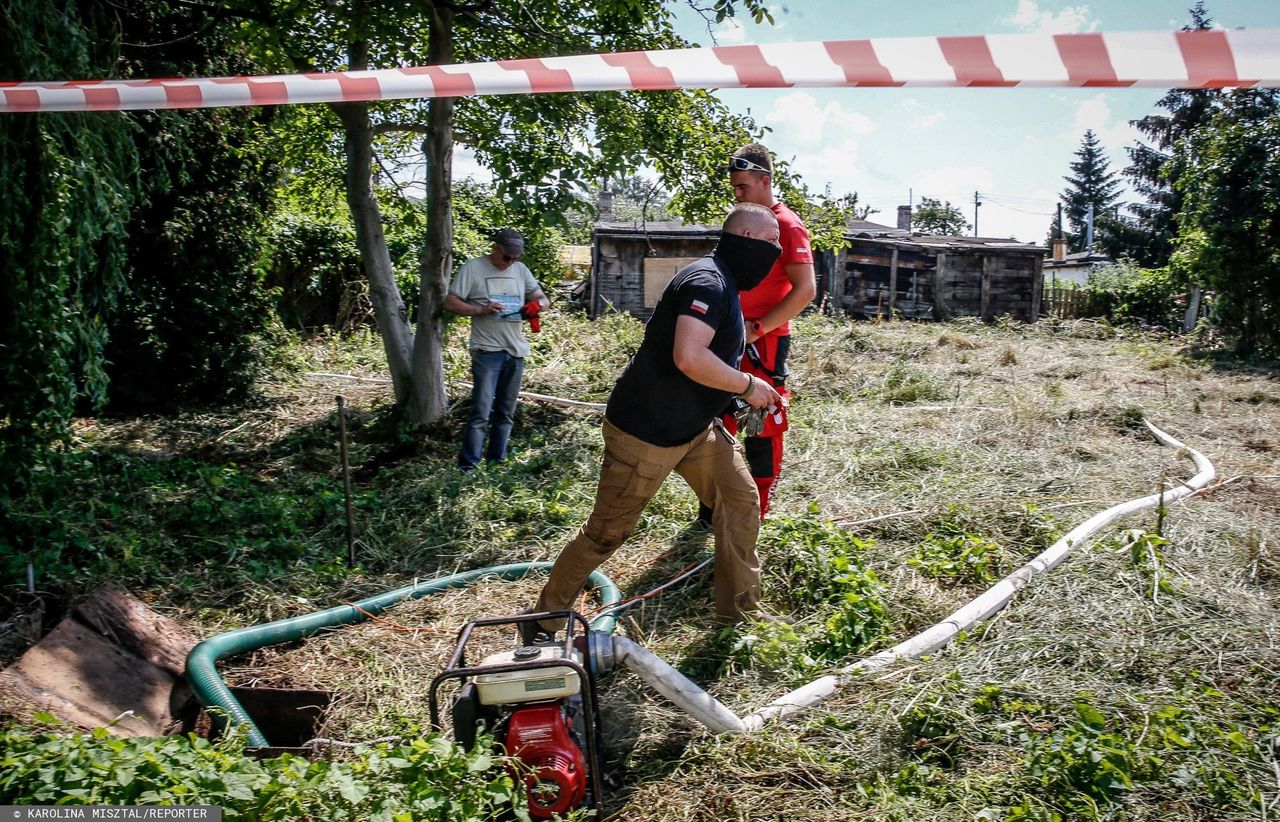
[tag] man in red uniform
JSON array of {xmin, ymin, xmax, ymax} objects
[{"xmin": 718, "ymin": 142, "xmax": 816, "ymax": 518}]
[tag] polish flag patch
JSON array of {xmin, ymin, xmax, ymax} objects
[{"xmin": 690, "ymin": 299, "xmax": 709, "ymax": 314}]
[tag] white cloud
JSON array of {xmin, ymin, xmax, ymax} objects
[
  {"xmin": 914, "ymin": 166, "xmax": 997, "ymax": 202},
  {"xmin": 1071, "ymin": 93, "xmax": 1141, "ymax": 158},
  {"xmin": 915, "ymin": 112, "xmax": 947, "ymax": 128},
  {"xmin": 764, "ymin": 92, "xmax": 876, "ymax": 146},
  {"xmin": 788, "ymin": 137, "xmax": 866, "ymax": 198},
  {"xmin": 713, "ymin": 17, "xmax": 748, "ymax": 44},
  {"xmin": 1004, "ymin": 0, "xmax": 1098, "ymax": 34}
]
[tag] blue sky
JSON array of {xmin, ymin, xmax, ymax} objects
[{"xmin": 667, "ymin": 0, "xmax": 1280, "ymax": 242}]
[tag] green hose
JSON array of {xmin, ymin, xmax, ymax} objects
[{"xmin": 185, "ymin": 562, "xmax": 621, "ymax": 748}]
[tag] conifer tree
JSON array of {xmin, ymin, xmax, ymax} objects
[
  {"xmin": 1060, "ymin": 129, "xmax": 1122, "ymax": 253},
  {"xmin": 1121, "ymin": 1, "xmax": 1220, "ymax": 266}
]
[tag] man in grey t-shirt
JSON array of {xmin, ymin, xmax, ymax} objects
[{"xmin": 444, "ymin": 228, "xmax": 549, "ymax": 470}]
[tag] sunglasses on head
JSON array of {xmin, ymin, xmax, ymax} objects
[{"xmin": 727, "ymin": 156, "xmax": 770, "ymax": 174}]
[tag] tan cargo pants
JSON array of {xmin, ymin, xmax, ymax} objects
[{"xmin": 535, "ymin": 417, "xmax": 761, "ymax": 627}]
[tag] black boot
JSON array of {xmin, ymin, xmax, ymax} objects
[{"xmin": 517, "ymin": 611, "xmax": 556, "ymax": 646}]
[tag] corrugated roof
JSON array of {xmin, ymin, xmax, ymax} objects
[
  {"xmin": 592, "ymin": 219, "xmax": 1045, "ymax": 252},
  {"xmin": 847, "ymin": 228, "xmax": 1045, "ymax": 252},
  {"xmin": 1057, "ymin": 250, "xmax": 1111, "ymax": 262},
  {"xmin": 594, "ymin": 220, "xmax": 718, "ymax": 236}
]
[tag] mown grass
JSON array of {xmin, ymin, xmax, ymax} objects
[{"xmin": 2, "ymin": 309, "xmax": 1278, "ymax": 820}]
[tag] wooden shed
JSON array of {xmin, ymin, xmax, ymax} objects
[
  {"xmin": 823, "ymin": 226, "xmax": 1046, "ymax": 322},
  {"xmin": 588, "ymin": 221, "xmax": 719, "ymax": 320},
  {"xmin": 589, "ymin": 219, "xmax": 1046, "ymax": 323}
]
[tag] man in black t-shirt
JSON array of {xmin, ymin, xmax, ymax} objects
[{"xmin": 530, "ymin": 203, "xmax": 784, "ymax": 633}]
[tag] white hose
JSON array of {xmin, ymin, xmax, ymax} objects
[
  {"xmin": 612, "ymin": 636, "xmax": 746, "ymax": 733},
  {"xmin": 842, "ymin": 421, "xmax": 1212, "ymax": 676},
  {"xmin": 620, "ymin": 421, "xmax": 1215, "ymax": 734}
]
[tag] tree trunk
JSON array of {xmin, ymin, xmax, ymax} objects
[
  {"xmin": 333, "ymin": 41, "xmax": 414, "ymax": 406},
  {"xmin": 404, "ymin": 6, "xmax": 456, "ymax": 426}
]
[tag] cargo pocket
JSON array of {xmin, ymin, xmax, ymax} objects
[{"xmin": 598, "ymin": 454, "xmax": 667, "ymax": 509}]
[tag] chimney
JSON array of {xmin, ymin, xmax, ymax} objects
[
  {"xmin": 1052, "ymin": 238, "xmax": 1067, "ymax": 262},
  {"xmin": 897, "ymin": 205, "xmax": 912, "ymax": 231},
  {"xmin": 597, "ymin": 186, "xmax": 613, "ymax": 221}
]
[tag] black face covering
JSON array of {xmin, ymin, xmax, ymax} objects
[{"xmin": 714, "ymin": 232, "xmax": 782, "ymax": 292}]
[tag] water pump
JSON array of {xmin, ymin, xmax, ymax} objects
[{"xmin": 429, "ymin": 612, "xmax": 605, "ymax": 819}]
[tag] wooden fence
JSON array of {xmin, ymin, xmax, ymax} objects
[{"xmin": 1042, "ymin": 285, "xmax": 1095, "ymax": 319}]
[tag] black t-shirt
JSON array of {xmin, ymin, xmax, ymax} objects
[{"xmin": 606, "ymin": 256, "xmax": 744, "ymax": 446}]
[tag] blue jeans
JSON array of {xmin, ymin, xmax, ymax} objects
[{"xmin": 459, "ymin": 349, "xmax": 525, "ymax": 469}]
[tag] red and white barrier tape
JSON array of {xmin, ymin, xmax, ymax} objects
[{"xmin": 3, "ymin": 29, "xmax": 1278, "ymax": 114}]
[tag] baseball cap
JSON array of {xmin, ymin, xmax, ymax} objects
[{"xmin": 492, "ymin": 228, "xmax": 525, "ymax": 255}]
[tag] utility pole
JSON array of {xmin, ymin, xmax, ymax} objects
[{"xmin": 973, "ymin": 190, "xmax": 981, "ymax": 237}]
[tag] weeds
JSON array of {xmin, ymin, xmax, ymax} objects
[
  {"xmin": 873, "ymin": 361, "xmax": 952, "ymax": 404},
  {"xmin": 0, "ymin": 719, "xmax": 526, "ymax": 821},
  {"xmin": 909, "ymin": 532, "xmax": 1005, "ymax": 584},
  {"xmin": 3, "ymin": 314, "xmax": 1278, "ymax": 821},
  {"xmin": 732, "ymin": 508, "xmax": 892, "ymax": 674}
]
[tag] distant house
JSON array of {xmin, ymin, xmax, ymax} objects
[
  {"xmin": 1042, "ymin": 249, "xmax": 1113, "ymax": 288},
  {"xmin": 589, "ymin": 212, "xmax": 1046, "ymax": 323}
]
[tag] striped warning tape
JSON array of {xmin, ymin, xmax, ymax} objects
[{"xmin": 2, "ymin": 29, "xmax": 1277, "ymax": 114}]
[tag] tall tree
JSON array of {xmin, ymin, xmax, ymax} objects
[
  {"xmin": 0, "ymin": 0, "xmax": 137, "ymax": 498},
  {"xmin": 1121, "ymin": 1, "xmax": 1220, "ymax": 267},
  {"xmin": 1060, "ymin": 129, "xmax": 1122, "ymax": 254},
  {"xmin": 912, "ymin": 197, "xmax": 970, "ymax": 236},
  {"xmin": 104, "ymin": 2, "xmax": 280, "ymax": 411},
  {"xmin": 1172, "ymin": 89, "xmax": 1280, "ymax": 358},
  {"xmin": 224, "ymin": 0, "xmax": 772, "ymax": 427}
]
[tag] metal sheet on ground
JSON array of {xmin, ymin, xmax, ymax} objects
[{"xmin": 0, "ymin": 584, "xmax": 197, "ymax": 736}]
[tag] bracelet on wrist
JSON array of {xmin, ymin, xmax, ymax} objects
[{"xmin": 738, "ymin": 372, "xmax": 754, "ymax": 398}]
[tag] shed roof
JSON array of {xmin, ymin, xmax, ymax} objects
[
  {"xmin": 1044, "ymin": 250, "xmax": 1112, "ymax": 268},
  {"xmin": 593, "ymin": 219, "xmax": 1045, "ymax": 253},
  {"xmin": 847, "ymin": 226, "xmax": 1045, "ymax": 253},
  {"xmin": 594, "ymin": 220, "xmax": 718, "ymax": 239}
]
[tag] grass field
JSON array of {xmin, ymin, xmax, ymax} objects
[{"xmin": 2, "ymin": 310, "xmax": 1277, "ymax": 820}]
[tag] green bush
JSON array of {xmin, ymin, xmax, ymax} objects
[
  {"xmin": 1086, "ymin": 260, "xmax": 1183, "ymax": 331},
  {"xmin": 908, "ymin": 532, "xmax": 1005, "ymax": 584},
  {"xmin": 264, "ymin": 215, "xmax": 366, "ymax": 332},
  {"xmin": 0, "ymin": 0, "xmax": 137, "ymax": 497},
  {"xmin": 734, "ymin": 508, "xmax": 892, "ymax": 673},
  {"xmin": 1022, "ymin": 701, "xmax": 1157, "ymax": 809},
  {"xmin": 0, "ymin": 722, "xmax": 526, "ymax": 821},
  {"xmin": 97, "ymin": 4, "xmax": 281, "ymax": 413}
]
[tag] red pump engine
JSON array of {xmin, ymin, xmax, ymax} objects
[
  {"xmin": 429, "ymin": 612, "xmax": 605, "ymax": 821},
  {"xmin": 505, "ymin": 703, "xmax": 588, "ymax": 817}
]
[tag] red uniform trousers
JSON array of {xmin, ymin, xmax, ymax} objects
[{"xmin": 724, "ymin": 332, "xmax": 790, "ymax": 517}]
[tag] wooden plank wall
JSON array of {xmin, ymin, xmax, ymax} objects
[
  {"xmin": 837, "ymin": 243, "xmax": 936, "ymax": 319},
  {"xmin": 839, "ymin": 241, "xmax": 1041, "ymax": 322},
  {"xmin": 591, "ymin": 236, "xmax": 716, "ymax": 320},
  {"xmin": 935, "ymin": 250, "xmax": 1040, "ymax": 322}
]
